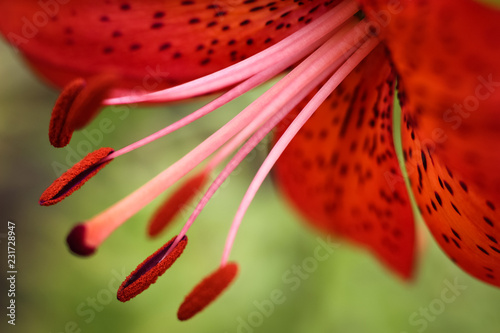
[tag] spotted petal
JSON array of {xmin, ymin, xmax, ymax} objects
[
  {"xmin": 364, "ymin": 0, "xmax": 500, "ymax": 286},
  {"xmin": 362, "ymin": 0, "xmax": 500, "ymax": 203},
  {"xmin": 0, "ymin": 0, "xmax": 336, "ymax": 90},
  {"xmin": 274, "ymin": 46, "xmax": 415, "ymax": 279}
]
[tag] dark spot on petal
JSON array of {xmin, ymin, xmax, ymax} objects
[
  {"xmin": 459, "ymin": 181, "xmax": 468, "ymax": 192},
  {"xmin": 490, "ymin": 246, "xmax": 500, "ymax": 254},
  {"xmin": 130, "ymin": 43, "xmax": 142, "ymax": 51},
  {"xmin": 151, "ymin": 22, "xmax": 164, "ymax": 29},
  {"xmin": 477, "ymin": 245, "xmax": 490, "ymax": 255},
  {"xmin": 443, "ymin": 181, "xmax": 453, "ymax": 195},
  {"xmin": 159, "ymin": 42, "xmax": 171, "ymax": 51},
  {"xmin": 451, "ymin": 228, "xmax": 461, "ymax": 240},
  {"xmin": 484, "ymin": 216, "xmax": 494, "ymax": 227},
  {"xmin": 442, "ymin": 234, "xmax": 449, "ymax": 243},
  {"xmin": 421, "ymin": 151, "xmax": 427, "ymax": 171},
  {"xmin": 434, "ymin": 192, "xmax": 442, "ymax": 206},
  {"xmin": 154, "ymin": 11, "xmax": 165, "ymax": 18},
  {"xmin": 486, "ymin": 234, "xmax": 498, "ymax": 244}
]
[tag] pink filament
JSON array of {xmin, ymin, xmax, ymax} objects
[
  {"xmin": 100, "ymin": 16, "xmax": 348, "ymax": 163},
  {"xmin": 221, "ymin": 38, "xmax": 380, "ymax": 265},
  {"xmin": 76, "ymin": 7, "xmax": 369, "ymax": 253},
  {"xmin": 163, "ymin": 22, "xmax": 371, "ymax": 259}
]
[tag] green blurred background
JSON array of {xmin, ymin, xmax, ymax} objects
[{"xmin": 1, "ymin": 37, "xmax": 500, "ymax": 333}]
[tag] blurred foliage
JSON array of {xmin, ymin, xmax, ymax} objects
[
  {"xmin": 478, "ymin": 0, "xmax": 500, "ymax": 8},
  {"xmin": 1, "ymin": 37, "xmax": 500, "ymax": 333}
]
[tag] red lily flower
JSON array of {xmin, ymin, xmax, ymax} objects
[{"xmin": 1, "ymin": 0, "xmax": 499, "ymax": 320}]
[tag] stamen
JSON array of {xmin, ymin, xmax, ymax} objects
[
  {"xmin": 117, "ymin": 235, "xmax": 188, "ymax": 302},
  {"xmin": 48, "ymin": 74, "xmax": 118, "ymax": 147},
  {"xmin": 67, "ymin": 73, "xmax": 118, "ymax": 130},
  {"xmin": 101, "ymin": 14, "xmax": 339, "ymax": 163},
  {"xmin": 148, "ymin": 171, "xmax": 209, "ymax": 238},
  {"xmin": 104, "ymin": 0, "xmax": 359, "ymax": 104},
  {"xmin": 49, "ymin": 78, "xmax": 85, "ymax": 148},
  {"xmin": 220, "ymin": 37, "xmax": 381, "ymax": 265},
  {"xmin": 162, "ymin": 21, "xmax": 370, "ymax": 257},
  {"xmin": 39, "ymin": 147, "xmax": 114, "ymax": 206},
  {"xmin": 66, "ymin": 19, "xmax": 370, "ymax": 255},
  {"xmin": 177, "ymin": 262, "xmax": 238, "ymax": 321}
]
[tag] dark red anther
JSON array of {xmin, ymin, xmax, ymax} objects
[
  {"xmin": 177, "ymin": 262, "xmax": 239, "ymax": 321},
  {"xmin": 148, "ymin": 172, "xmax": 208, "ymax": 237},
  {"xmin": 48, "ymin": 74, "xmax": 118, "ymax": 148},
  {"xmin": 117, "ymin": 235, "xmax": 188, "ymax": 302},
  {"xmin": 39, "ymin": 147, "xmax": 114, "ymax": 206},
  {"xmin": 49, "ymin": 78, "xmax": 85, "ymax": 148},
  {"xmin": 67, "ymin": 73, "xmax": 118, "ymax": 130}
]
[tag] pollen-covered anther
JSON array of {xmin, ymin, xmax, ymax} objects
[
  {"xmin": 39, "ymin": 147, "xmax": 114, "ymax": 206},
  {"xmin": 117, "ymin": 235, "xmax": 188, "ymax": 302},
  {"xmin": 177, "ymin": 262, "xmax": 239, "ymax": 321},
  {"xmin": 66, "ymin": 73, "xmax": 119, "ymax": 130},
  {"xmin": 49, "ymin": 78, "xmax": 86, "ymax": 148},
  {"xmin": 148, "ymin": 172, "xmax": 209, "ymax": 238}
]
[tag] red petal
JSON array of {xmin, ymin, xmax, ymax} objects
[
  {"xmin": 39, "ymin": 147, "xmax": 113, "ymax": 206},
  {"xmin": 177, "ymin": 262, "xmax": 238, "ymax": 321},
  {"xmin": 363, "ymin": 0, "xmax": 500, "ymax": 286},
  {"xmin": 274, "ymin": 46, "xmax": 415, "ymax": 279},
  {"xmin": 0, "ymin": 1, "xmax": 337, "ymax": 89},
  {"xmin": 402, "ymin": 111, "xmax": 500, "ymax": 287},
  {"xmin": 148, "ymin": 172, "xmax": 208, "ymax": 238},
  {"xmin": 117, "ymin": 235, "xmax": 188, "ymax": 302},
  {"xmin": 363, "ymin": 0, "xmax": 500, "ymax": 203}
]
